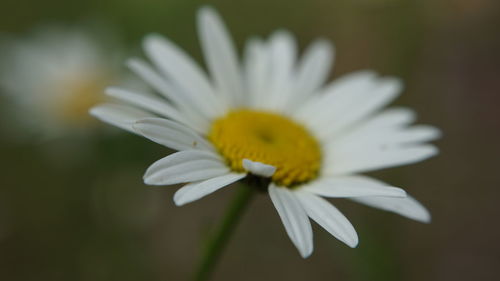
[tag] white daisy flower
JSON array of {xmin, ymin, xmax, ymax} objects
[
  {"xmin": 0, "ymin": 25, "xmax": 126, "ymax": 138},
  {"xmin": 91, "ymin": 7, "xmax": 440, "ymax": 258}
]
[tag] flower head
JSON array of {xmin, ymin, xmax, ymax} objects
[
  {"xmin": 0, "ymin": 25, "xmax": 126, "ymax": 138},
  {"xmin": 91, "ymin": 7, "xmax": 440, "ymax": 258}
]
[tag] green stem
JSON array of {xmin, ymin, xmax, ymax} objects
[{"xmin": 192, "ymin": 183, "xmax": 255, "ymax": 281}]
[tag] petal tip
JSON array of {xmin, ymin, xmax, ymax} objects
[
  {"xmin": 428, "ymin": 145, "xmax": 440, "ymax": 156},
  {"xmin": 173, "ymin": 194, "xmax": 186, "ymax": 206},
  {"xmin": 104, "ymin": 86, "xmax": 118, "ymax": 95},
  {"xmin": 347, "ymin": 236, "xmax": 359, "ymax": 248},
  {"xmin": 297, "ymin": 243, "xmax": 314, "ymax": 258},
  {"xmin": 144, "ymin": 32, "xmax": 162, "ymax": 42},
  {"xmin": 416, "ymin": 210, "xmax": 432, "ymax": 224},
  {"xmin": 198, "ymin": 6, "xmax": 218, "ymax": 23},
  {"xmin": 300, "ymin": 250, "xmax": 313, "ymax": 259},
  {"xmin": 143, "ymin": 168, "xmax": 159, "ymax": 185},
  {"xmin": 143, "ymin": 33, "xmax": 168, "ymax": 54},
  {"xmin": 312, "ymin": 38, "xmax": 334, "ymax": 53},
  {"xmin": 417, "ymin": 145, "xmax": 439, "ymax": 161},
  {"xmin": 126, "ymin": 57, "xmax": 142, "ymax": 70},
  {"xmin": 393, "ymin": 187, "xmax": 408, "ymax": 198},
  {"xmin": 429, "ymin": 127, "xmax": 443, "ymax": 140},
  {"xmin": 142, "ymin": 177, "xmax": 153, "ymax": 185},
  {"xmin": 88, "ymin": 106, "xmax": 100, "ymax": 117}
]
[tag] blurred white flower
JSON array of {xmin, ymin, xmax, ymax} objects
[
  {"xmin": 92, "ymin": 7, "xmax": 441, "ymax": 258},
  {"xmin": 0, "ymin": 25, "xmax": 126, "ymax": 138}
]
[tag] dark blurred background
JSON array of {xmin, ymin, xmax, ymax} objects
[{"xmin": 1, "ymin": 0, "xmax": 499, "ymax": 280}]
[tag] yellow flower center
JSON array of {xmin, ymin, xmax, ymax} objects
[{"xmin": 208, "ymin": 109, "xmax": 322, "ymax": 187}]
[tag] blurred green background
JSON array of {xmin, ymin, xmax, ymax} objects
[{"xmin": 1, "ymin": 0, "xmax": 499, "ymax": 280}]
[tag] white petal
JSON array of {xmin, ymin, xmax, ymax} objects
[
  {"xmin": 243, "ymin": 38, "xmax": 269, "ymax": 107},
  {"xmin": 377, "ymin": 125, "xmax": 441, "ymax": 147},
  {"xmin": 127, "ymin": 58, "xmax": 209, "ymax": 133},
  {"xmin": 174, "ymin": 173, "xmax": 246, "ymax": 206},
  {"xmin": 127, "ymin": 58, "xmax": 184, "ymax": 106},
  {"xmin": 397, "ymin": 125, "xmax": 442, "ymax": 143},
  {"xmin": 269, "ymin": 184, "xmax": 313, "ymax": 258},
  {"xmin": 133, "ymin": 118, "xmax": 214, "ymax": 151},
  {"xmin": 326, "ymin": 144, "xmax": 439, "ymax": 175},
  {"xmin": 144, "ymin": 150, "xmax": 228, "ymax": 185},
  {"xmin": 294, "ymin": 70, "xmax": 377, "ymax": 129},
  {"xmin": 330, "ymin": 125, "xmax": 442, "ymax": 155},
  {"xmin": 106, "ymin": 87, "xmax": 186, "ymax": 124},
  {"xmin": 327, "ymin": 107, "xmax": 417, "ymax": 146},
  {"xmin": 322, "ymin": 77, "xmax": 403, "ymax": 138},
  {"xmin": 143, "ymin": 34, "xmax": 224, "ymax": 117},
  {"xmin": 264, "ymin": 31, "xmax": 297, "ymax": 111},
  {"xmin": 197, "ymin": 7, "xmax": 243, "ymax": 106},
  {"xmin": 301, "ymin": 175, "xmax": 406, "ymax": 198},
  {"xmin": 242, "ymin": 159, "xmax": 276, "ymax": 177},
  {"xmin": 350, "ymin": 107, "xmax": 417, "ymax": 132},
  {"xmin": 297, "ymin": 191, "xmax": 358, "ymax": 247},
  {"xmin": 90, "ymin": 103, "xmax": 155, "ymax": 133},
  {"xmin": 352, "ymin": 195, "xmax": 431, "ymax": 223},
  {"xmin": 288, "ymin": 39, "xmax": 333, "ymax": 109}
]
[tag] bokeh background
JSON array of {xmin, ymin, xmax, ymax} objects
[{"xmin": 1, "ymin": 0, "xmax": 499, "ymax": 280}]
